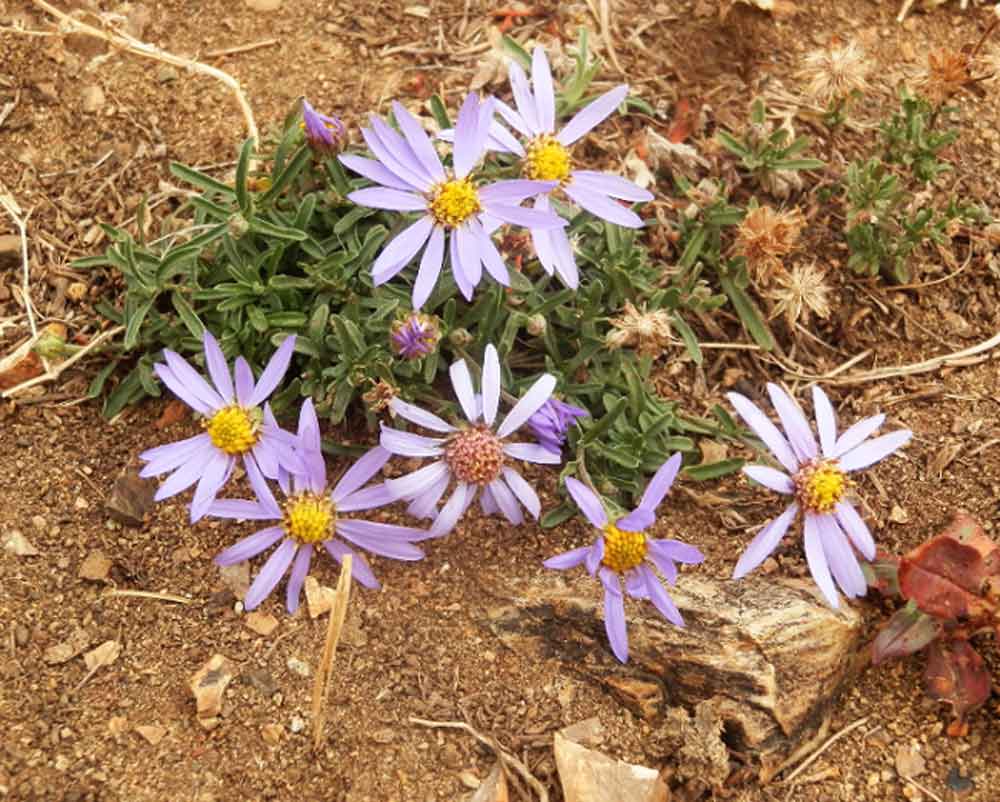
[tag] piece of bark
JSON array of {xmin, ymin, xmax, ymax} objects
[{"xmin": 488, "ymin": 574, "xmax": 863, "ymax": 782}]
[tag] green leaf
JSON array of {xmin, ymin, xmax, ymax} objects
[
  {"xmin": 246, "ymin": 305, "xmax": 269, "ymax": 332},
  {"xmin": 683, "ymin": 458, "xmax": 744, "ymax": 480},
  {"xmin": 671, "ymin": 313, "xmax": 702, "ymax": 365},
  {"xmin": 678, "ymin": 226, "xmax": 707, "ymax": 269},
  {"xmin": 540, "ymin": 503, "xmax": 577, "ymax": 529},
  {"xmin": 123, "ymin": 298, "xmax": 154, "ymax": 350},
  {"xmin": 716, "ymin": 130, "xmax": 750, "ymax": 158},
  {"xmin": 501, "ymin": 35, "xmax": 531, "ymax": 69},
  {"xmin": 580, "ymin": 396, "xmax": 628, "ymax": 446},
  {"xmin": 719, "ymin": 274, "xmax": 774, "ymax": 350},
  {"xmin": 429, "ymin": 94, "xmax": 451, "ymax": 129},
  {"xmin": 772, "ymin": 158, "xmax": 825, "ymax": 171},
  {"xmin": 170, "ymin": 162, "xmax": 236, "ymax": 197},
  {"xmin": 247, "ymin": 217, "xmax": 308, "ymax": 241},
  {"xmin": 171, "ymin": 292, "xmax": 204, "ymax": 337},
  {"xmin": 266, "ymin": 311, "xmax": 308, "ymax": 328},
  {"xmin": 87, "ymin": 360, "xmax": 118, "ymax": 399},
  {"xmin": 260, "ymin": 145, "xmax": 311, "ymax": 206},
  {"xmin": 234, "ymin": 138, "xmax": 254, "ymax": 214}
]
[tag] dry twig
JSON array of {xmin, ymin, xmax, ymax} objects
[
  {"xmin": 0, "ymin": 190, "xmax": 39, "ymax": 341},
  {"xmin": 311, "ymin": 554, "xmax": 353, "ymax": 752},
  {"xmin": 0, "ymin": 324, "xmax": 124, "ymax": 398},
  {"xmin": 29, "ymin": 0, "xmax": 258, "ymax": 148},
  {"xmin": 780, "ymin": 716, "xmax": 870, "ymax": 785},
  {"xmin": 100, "ymin": 589, "xmax": 192, "ymax": 605},
  {"xmin": 410, "ymin": 716, "xmax": 549, "ymax": 801}
]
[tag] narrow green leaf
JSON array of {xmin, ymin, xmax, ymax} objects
[
  {"xmin": 719, "ymin": 274, "xmax": 775, "ymax": 350},
  {"xmin": 235, "ymin": 138, "xmax": 254, "ymax": 214},
  {"xmin": 261, "ymin": 146, "xmax": 311, "ymax": 206},
  {"xmin": 169, "ymin": 162, "xmax": 236, "ymax": 197},
  {"xmin": 171, "ymin": 292, "xmax": 204, "ymax": 337},
  {"xmin": 247, "ymin": 218, "xmax": 308, "ymax": 241},
  {"xmin": 540, "ymin": 503, "xmax": 577, "ymax": 529},
  {"xmin": 671, "ymin": 313, "xmax": 702, "ymax": 365},
  {"xmin": 683, "ymin": 458, "xmax": 745, "ymax": 480},
  {"xmin": 123, "ymin": 298, "xmax": 154, "ymax": 350}
]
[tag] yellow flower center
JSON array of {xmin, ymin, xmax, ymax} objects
[
  {"xmin": 523, "ymin": 135, "xmax": 572, "ymax": 183},
  {"xmin": 204, "ymin": 405, "xmax": 262, "ymax": 455},
  {"xmin": 601, "ymin": 524, "xmax": 648, "ymax": 574},
  {"xmin": 429, "ymin": 178, "xmax": 481, "ymax": 228},
  {"xmin": 796, "ymin": 459, "xmax": 848, "ymax": 514},
  {"xmin": 445, "ymin": 425, "xmax": 505, "ymax": 485},
  {"xmin": 284, "ymin": 493, "xmax": 334, "ymax": 545}
]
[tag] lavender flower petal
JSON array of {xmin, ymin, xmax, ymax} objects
[
  {"xmin": 565, "ymin": 477, "xmax": 607, "ymax": 528},
  {"xmin": 372, "ymin": 215, "xmax": 434, "ymax": 282},
  {"xmin": 600, "ymin": 569, "xmax": 629, "ymax": 663},
  {"xmin": 391, "ymin": 100, "xmax": 446, "ymax": 182},
  {"xmin": 834, "ymin": 500, "xmax": 875, "ymax": 561},
  {"xmin": 563, "ymin": 182, "xmax": 643, "ymax": 229},
  {"xmin": 478, "ymin": 179, "xmax": 557, "ymax": 205},
  {"xmin": 483, "ymin": 203, "xmax": 566, "ymax": 230},
  {"xmin": 743, "ymin": 465, "xmax": 795, "ymax": 494},
  {"xmin": 471, "ymin": 219, "xmax": 510, "ymax": 286},
  {"xmin": 531, "ymin": 46, "xmax": 556, "ymax": 132},
  {"xmin": 449, "ymin": 357, "xmax": 478, "ymax": 423},
  {"xmin": 249, "ymin": 335, "xmax": 296, "ymax": 406},
  {"xmin": 215, "ymin": 525, "xmax": 285, "ymax": 566},
  {"xmin": 832, "ymin": 414, "xmax": 885, "ymax": 458},
  {"xmin": 585, "ymin": 537, "xmax": 605, "ymax": 574},
  {"xmin": 413, "ymin": 224, "xmax": 446, "ymax": 309},
  {"xmin": 388, "ymin": 398, "xmax": 455, "ymax": 433},
  {"xmin": 140, "ymin": 433, "xmax": 213, "ymax": 477},
  {"xmin": 503, "ymin": 442, "xmax": 561, "ymax": 464},
  {"xmin": 449, "ymin": 230, "xmax": 474, "ymax": 301},
  {"xmin": 453, "ymin": 93, "xmax": 493, "ymax": 179},
  {"xmin": 544, "ymin": 545, "xmax": 592, "ymax": 570},
  {"xmin": 407, "ymin": 472, "xmax": 450, "ymax": 519},
  {"xmin": 202, "ymin": 331, "xmax": 234, "ymax": 403},
  {"xmin": 324, "ymin": 540, "xmax": 380, "ymax": 589},
  {"xmin": 429, "ymin": 483, "xmax": 471, "ymax": 537},
  {"xmin": 496, "ymin": 373, "xmax": 556, "ymax": 438},
  {"xmin": 384, "ymin": 460, "xmax": 449, "ymax": 500},
  {"xmin": 337, "ymin": 483, "xmax": 396, "ymax": 513},
  {"xmin": 286, "ymin": 544, "xmax": 313, "ymax": 613},
  {"xmin": 332, "ymin": 445, "xmax": 391, "ymax": 504},
  {"xmin": 153, "ymin": 363, "xmax": 212, "ymax": 415},
  {"xmin": 455, "ymin": 222, "xmax": 484, "ymax": 288},
  {"xmin": 190, "ymin": 451, "xmax": 234, "ymax": 521},
  {"xmin": 378, "ymin": 426, "xmax": 446, "ymax": 457},
  {"xmin": 206, "ymin": 499, "xmax": 272, "ymax": 520},
  {"xmin": 154, "ymin": 458, "xmax": 206, "ymax": 501},
  {"xmin": 839, "ymin": 430, "xmax": 911, "ymax": 472},
  {"xmin": 557, "ymin": 85, "xmax": 628, "ymax": 147},
  {"xmin": 339, "ymin": 153, "xmax": 414, "ymax": 191},
  {"xmin": 642, "ymin": 565, "xmax": 685, "ymax": 627},
  {"xmin": 501, "ymin": 467, "xmax": 540, "ymax": 519},
  {"xmin": 812, "ymin": 386, "xmax": 838, "ymax": 457},
  {"xmin": 569, "ymin": 170, "xmax": 654, "ymax": 202},
  {"xmin": 653, "ymin": 539, "xmax": 705, "ymax": 565},
  {"xmin": 494, "ymin": 97, "xmax": 530, "ymax": 137},
  {"xmin": 234, "ymin": 357, "xmax": 254, "ymax": 405},
  {"xmin": 481, "ymin": 344, "xmax": 501, "ymax": 426},
  {"xmin": 726, "ymin": 392, "xmax": 799, "ymax": 473},
  {"xmin": 804, "ymin": 513, "xmax": 839, "ymax": 608},
  {"xmin": 369, "ymin": 116, "xmax": 435, "ymax": 189},
  {"xmin": 615, "ymin": 509, "xmax": 655, "ymax": 532},
  {"xmin": 818, "ymin": 514, "xmax": 867, "ymax": 599},
  {"xmin": 162, "ymin": 350, "xmax": 225, "ymax": 410},
  {"xmin": 348, "ymin": 187, "xmax": 428, "ymax": 212},
  {"xmin": 766, "ymin": 383, "xmax": 818, "ymax": 463},
  {"xmin": 732, "ymin": 503, "xmax": 798, "ymax": 579},
  {"xmin": 487, "ymin": 478, "xmax": 523, "ymax": 525},
  {"xmin": 636, "ymin": 452, "xmax": 682, "ymax": 513},
  {"xmin": 244, "ymin": 537, "xmax": 297, "ymax": 610}
]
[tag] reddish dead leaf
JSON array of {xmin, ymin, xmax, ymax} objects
[
  {"xmin": 154, "ymin": 399, "xmax": 189, "ymax": 429},
  {"xmin": 666, "ymin": 98, "xmax": 700, "ymax": 144},
  {"xmin": 0, "ymin": 349, "xmax": 42, "ymax": 390},
  {"xmin": 924, "ymin": 639, "xmax": 992, "ymax": 721},
  {"xmin": 938, "ymin": 512, "xmax": 1000, "ymax": 576},
  {"xmin": 872, "ymin": 606, "xmax": 941, "ymax": 664},
  {"xmin": 899, "ymin": 554, "xmax": 990, "ymax": 621}
]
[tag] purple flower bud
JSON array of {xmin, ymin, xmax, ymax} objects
[
  {"xmin": 301, "ymin": 99, "xmax": 345, "ymax": 155},
  {"xmin": 390, "ymin": 313, "xmax": 441, "ymax": 360},
  {"xmin": 528, "ymin": 398, "xmax": 588, "ymax": 454}
]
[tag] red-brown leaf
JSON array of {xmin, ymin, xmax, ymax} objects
[
  {"xmin": 872, "ymin": 605, "xmax": 941, "ymax": 664},
  {"xmin": 923, "ymin": 639, "xmax": 992, "ymax": 720}
]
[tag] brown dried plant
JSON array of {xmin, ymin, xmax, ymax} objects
[
  {"xmin": 798, "ymin": 39, "xmax": 870, "ymax": 108},
  {"xmin": 606, "ymin": 302, "xmax": 674, "ymax": 358},
  {"xmin": 732, "ymin": 205, "xmax": 806, "ymax": 287},
  {"xmin": 766, "ymin": 262, "xmax": 832, "ymax": 328}
]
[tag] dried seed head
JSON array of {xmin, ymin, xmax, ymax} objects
[
  {"xmin": 363, "ymin": 380, "xmax": 398, "ymax": 414},
  {"xmin": 606, "ymin": 302, "xmax": 674, "ymax": 358},
  {"xmin": 767, "ymin": 262, "xmax": 832, "ymax": 327},
  {"xmin": 799, "ymin": 39, "xmax": 870, "ymax": 106},
  {"xmin": 733, "ymin": 205, "xmax": 805, "ymax": 287},
  {"xmin": 918, "ymin": 48, "xmax": 971, "ymax": 106}
]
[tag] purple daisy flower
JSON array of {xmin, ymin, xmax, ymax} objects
[
  {"xmin": 390, "ymin": 312, "xmax": 441, "ymax": 360},
  {"xmin": 139, "ymin": 331, "xmax": 302, "ymax": 522},
  {"xmin": 727, "ymin": 383, "xmax": 912, "ymax": 608},
  {"xmin": 528, "ymin": 397, "xmax": 588, "ymax": 454},
  {"xmin": 339, "ymin": 93, "xmax": 565, "ymax": 309},
  {"xmin": 379, "ymin": 343, "xmax": 557, "ymax": 536},
  {"xmin": 210, "ymin": 399, "xmax": 429, "ymax": 612},
  {"xmin": 444, "ymin": 47, "xmax": 653, "ymax": 289},
  {"xmin": 543, "ymin": 453, "xmax": 704, "ymax": 663},
  {"xmin": 301, "ymin": 99, "xmax": 345, "ymax": 155}
]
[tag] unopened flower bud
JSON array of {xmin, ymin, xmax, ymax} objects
[
  {"xmin": 526, "ymin": 314, "xmax": 547, "ymax": 337},
  {"xmin": 448, "ymin": 328, "xmax": 472, "ymax": 347},
  {"xmin": 227, "ymin": 213, "xmax": 250, "ymax": 239}
]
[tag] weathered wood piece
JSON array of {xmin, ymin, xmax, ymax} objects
[{"xmin": 488, "ymin": 574, "xmax": 864, "ymax": 783}]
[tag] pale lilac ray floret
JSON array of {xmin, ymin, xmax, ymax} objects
[
  {"xmin": 444, "ymin": 46, "xmax": 653, "ymax": 289},
  {"xmin": 528, "ymin": 397, "xmax": 588, "ymax": 454},
  {"xmin": 339, "ymin": 93, "xmax": 565, "ymax": 309},
  {"xmin": 379, "ymin": 343, "xmax": 558, "ymax": 536},
  {"xmin": 301, "ymin": 99, "xmax": 345, "ymax": 155},
  {"xmin": 138, "ymin": 331, "xmax": 303, "ymax": 523},
  {"xmin": 210, "ymin": 399, "xmax": 429, "ymax": 613},
  {"xmin": 543, "ymin": 454, "xmax": 704, "ymax": 663},
  {"xmin": 727, "ymin": 383, "xmax": 913, "ymax": 608}
]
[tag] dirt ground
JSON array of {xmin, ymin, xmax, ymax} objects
[{"xmin": 2, "ymin": 0, "xmax": 1000, "ymax": 800}]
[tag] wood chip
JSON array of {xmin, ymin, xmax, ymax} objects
[
  {"xmin": 304, "ymin": 575, "xmax": 337, "ymax": 618},
  {"xmin": 245, "ymin": 611, "xmax": 279, "ymax": 636},
  {"xmin": 83, "ymin": 640, "xmax": 121, "ymax": 671},
  {"xmin": 190, "ymin": 654, "xmax": 235, "ymax": 730},
  {"xmin": 78, "ymin": 550, "xmax": 112, "ymax": 581},
  {"xmin": 135, "ymin": 724, "xmax": 166, "ymax": 746},
  {"xmin": 554, "ymin": 732, "xmax": 660, "ymax": 802},
  {"xmin": 2, "ymin": 529, "xmax": 39, "ymax": 556},
  {"xmin": 470, "ymin": 762, "xmax": 508, "ymax": 802},
  {"xmin": 44, "ymin": 627, "xmax": 91, "ymax": 664}
]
